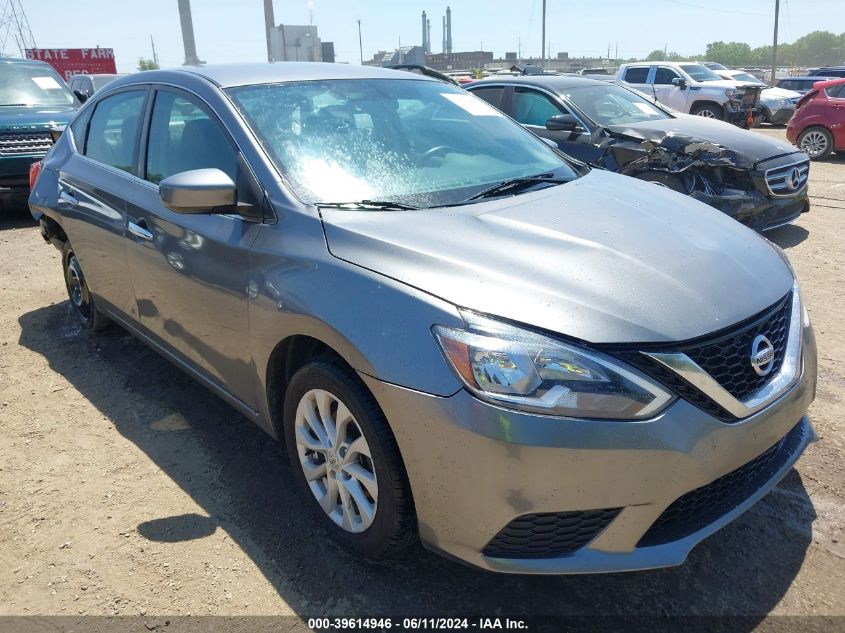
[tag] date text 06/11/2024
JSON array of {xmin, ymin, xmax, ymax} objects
[{"xmin": 307, "ymin": 618, "xmax": 529, "ymax": 630}]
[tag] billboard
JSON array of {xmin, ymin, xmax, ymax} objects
[{"xmin": 24, "ymin": 48, "xmax": 117, "ymax": 81}]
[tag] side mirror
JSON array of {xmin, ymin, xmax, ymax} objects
[
  {"xmin": 48, "ymin": 125, "xmax": 66, "ymax": 144},
  {"xmin": 671, "ymin": 77, "xmax": 687, "ymax": 90},
  {"xmin": 159, "ymin": 168, "xmax": 236, "ymax": 214},
  {"xmin": 545, "ymin": 113, "xmax": 581, "ymax": 132},
  {"xmin": 73, "ymin": 90, "xmax": 89, "ymax": 103}
]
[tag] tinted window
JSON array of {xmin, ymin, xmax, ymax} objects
[
  {"xmin": 654, "ymin": 67, "xmax": 680, "ymax": 85},
  {"xmin": 69, "ymin": 107, "xmax": 92, "ymax": 151},
  {"xmin": 145, "ymin": 91, "xmax": 237, "ymax": 185},
  {"xmin": 227, "ymin": 79, "xmax": 575, "ymax": 207},
  {"xmin": 469, "ymin": 86, "xmax": 504, "ymax": 108},
  {"xmin": 624, "ymin": 67, "xmax": 649, "ymax": 83},
  {"xmin": 85, "ymin": 90, "xmax": 145, "ymax": 172},
  {"xmin": 826, "ymin": 84, "xmax": 845, "ymax": 98},
  {"xmin": 512, "ymin": 89, "xmax": 563, "ymax": 126}
]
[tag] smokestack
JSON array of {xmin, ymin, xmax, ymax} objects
[
  {"xmin": 442, "ymin": 16, "xmax": 446, "ymax": 53},
  {"xmin": 177, "ymin": 0, "xmax": 202, "ymax": 66},
  {"xmin": 446, "ymin": 6, "xmax": 452, "ymax": 54},
  {"xmin": 421, "ymin": 11, "xmax": 427, "ymax": 53},
  {"xmin": 427, "ymin": 19, "xmax": 431, "ymax": 55},
  {"xmin": 264, "ymin": 0, "xmax": 275, "ymax": 62}
]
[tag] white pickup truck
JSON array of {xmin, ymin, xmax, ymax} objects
[{"xmin": 616, "ymin": 61, "xmax": 762, "ymax": 128}]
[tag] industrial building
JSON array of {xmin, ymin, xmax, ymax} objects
[{"xmin": 268, "ymin": 24, "xmax": 323, "ymax": 62}]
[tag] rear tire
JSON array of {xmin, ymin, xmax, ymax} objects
[
  {"xmin": 283, "ymin": 356, "xmax": 416, "ymax": 559},
  {"xmin": 798, "ymin": 126, "xmax": 834, "ymax": 160},
  {"xmin": 691, "ymin": 103, "xmax": 725, "ymax": 120},
  {"xmin": 62, "ymin": 243, "xmax": 110, "ymax": 332}
]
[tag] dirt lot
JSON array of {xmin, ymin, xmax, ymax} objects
[{"xmin": 1, "ymin": 127, "xmax": 843, "ymax": 627}]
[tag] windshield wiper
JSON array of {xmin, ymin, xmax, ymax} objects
[
  {"xmin": 465, "ymin": 173, "xmax": 567, "ymax": 202},
  {"xmin": 318, "ymin": 199, "xmax": 420, "ymax": 211}
]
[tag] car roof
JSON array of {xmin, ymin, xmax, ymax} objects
[
  {"xmin": 467, "ymin": 74, "xmax": 611, "ymax": 91},
  {"xmin": 780, "ymin": 76, "xmax": 836, "ymax": 81},
  {"xmin": 810, "ymin": 77, "xmax": 845, "ymax": 89},
  {"xmin": 0, "ymin": 57, "xmax": 54, "ymax": 68},
  {"xmin": 117, "ymin": 62, "xmax": 436, "ymax": 89}
]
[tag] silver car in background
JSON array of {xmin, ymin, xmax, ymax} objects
[{"xmin": 30, "ymin": 63, "xmax": 817, "ymax": 574}]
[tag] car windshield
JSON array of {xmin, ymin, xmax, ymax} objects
[
  {"xmin": 564, "ymin": 84, "xmax": 670, "ymax": 126},
  {"xmin": 0, "ymin": 63, "xmax": 74, "ymax": 106},
  {"xmin": 731, "ymin": 72, "xmax": 763, "ymax": 84},
  {"xmin": 226, "ymin": 78, "xmax": 577, "ymax": 207},
  {"xmin": 680, "ymin": 64, "xmax": 723, "ymax": 82}
]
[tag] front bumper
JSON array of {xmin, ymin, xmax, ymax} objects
[
  {"xmin": 363, "ymin": 324, "xmax": 817, "ymax": 574},
  {"xmin": 766, "ymin": 106, "xmax": 796, "ymax": 125},
  {"xmin": 0, "ymin": 153, "xmax": 47, "ymax": 197}
]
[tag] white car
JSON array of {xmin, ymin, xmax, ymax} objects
[
  {"xmin": 714, "ymin": 69, "xmax": 801, "ymax": 125},
  {"xmin": 617, "ymin": 61, "xmax": 762, "ymax": 127}
]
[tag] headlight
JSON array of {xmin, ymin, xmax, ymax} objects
[
  {"xmin": 779, "ymin": 98, "xmax": 791, "ymax": 107},
  {"xmin": 433, "ymin": 311, "xmax": 675, "ymax": 419},
  {"xmin": 725, "ymin": 89, "xmax": 736, "ymax": 100}
]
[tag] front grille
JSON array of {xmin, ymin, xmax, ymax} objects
[
  {"xmin": 483, "ymin": 508, "xmax": 621, "ymax": 559},
  {"xmin": 0, "ymin": 131, "xmax": 52, "ymax": 156},
  {"xmin": 766, "ymin": 159, "xmax": 810, "ymax": 197},
  {"xmin": 610, "ymin": 292, "xmax": 793, "ymax": 421},
  {"xmin": 638, "ymin": 420, "xmax": 805, "ymax": 547}
]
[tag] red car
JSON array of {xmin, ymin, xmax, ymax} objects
[{"xmin": 787, "ymin": 77, "xmax": 845, "ymax": 160}]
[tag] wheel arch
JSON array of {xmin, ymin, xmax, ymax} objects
[{"xmin": 690, "ymin": 100, "xmax": 725, "ymax": 116}]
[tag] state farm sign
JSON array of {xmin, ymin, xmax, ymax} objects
[{"xmin": 25, "ymin": 48, "xmax": 117, "ymax": 81}]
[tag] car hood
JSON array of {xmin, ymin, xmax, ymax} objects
[
  {"xmin": 762, "ymin": 87, "xmax": 801, "ymax": 100},
  {"xmin": 0, "ymin": 105, "xmax": 76, "ymax": 132},
  {"xmin": 321, "ymin": 170, "xmax": 793, "ymax": 344},
  {"xmin": 605, "ymin": 116, "xmax": 798, "ymax": 167}
]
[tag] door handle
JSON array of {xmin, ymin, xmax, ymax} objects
[
  {"xmin": 58, "ymin": 190, "xmax": 78, "ymax": 207},
  {"xmin": 128, "ymin": 219, "xmax": 154, "ymax": 241}
]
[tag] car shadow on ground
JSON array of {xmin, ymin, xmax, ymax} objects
[
  {"xmin": 767, "ymin": 223, "xmax": 810, "ymax": 249},
  {"xmin": 18, "ymin": 298, "xmax": 816, "ymax": 623},
  {"xmin": 0, "ymin": 202, "xmax": 36, "ymax": 231}
]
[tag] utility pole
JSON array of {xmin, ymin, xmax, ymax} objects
[
  {"xmin": 607, "ymin": 43, "xmax": 611, "ymax": 63},
  {"xmin": 541, "ymin": 0, "xmax": 546, "ymax": 66},
  {"xmin": 771, "ymin": 0, "xmax": 780, "ymax": 86},
  {"xmin": 357, "ymin": 19, "xmax": 363, "ymax": 65},
  {"xmin": 263, "ymin": 0, "xmax": 275, "ymax": 62},
  {"xmin": 150, "ymin": 35, "xmax": 159, "ymax": 68}
]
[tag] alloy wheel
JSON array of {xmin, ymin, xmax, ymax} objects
[
  {"xmin": 294, "ymin": 388, "xmax": 378, "ymax": 533},
  {"xmin": 695, "ymin": 109, "xmax": 717, "ymax": 118},
  {"xmin": 65, "ymin": 255, "xmax": 91, "ymax": 320},
  {"xmin": 800, "ymin": 130, "xmax": 829, "ymax": 158}
]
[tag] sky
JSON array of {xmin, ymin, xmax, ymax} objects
[{"xmin": 7, "ymin": 0, "xmax": 845, "ymax": 72}]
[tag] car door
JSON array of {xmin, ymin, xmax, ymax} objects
[
  {"xmin": 827, "ymin": 83, "xmax": 845, "ymax": 148},
  {"xmin": 621, "ymin": 65, "xmax": 655, "ymax": 99},
  {"xmin": 508, "ymin": 86, "xmax": 601, "ymax": 163},
  {"xmin": 653, "ymin": 66, "xmax": 688, "ymax": 111},
  {"xmin": 123, "ymin": 86, "xmax": 264, "ymax": 409},
  {"xmin": 58, "ymin": 87, "xmax": 149, "ymax": 318}
]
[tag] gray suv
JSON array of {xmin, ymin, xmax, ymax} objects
[{"xmin": 30, "ymin": 63, "xmax": 817, "ymax": 574}]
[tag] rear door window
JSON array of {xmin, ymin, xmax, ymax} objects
[
  {"xmin": 624, "ymin": 67, "xmax": 650, "ymax": 83},
  {"xmin": 469, "ymin": 87, "xmax": 505, "ymax": 109},
  {"xmin": 84, "ymin": 90, "xmax": 146, "ymax": 173}
]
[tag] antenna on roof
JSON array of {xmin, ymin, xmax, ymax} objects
[{"xmin": 0, "ymin": 0, "xmax": 36, "ymax": 58}]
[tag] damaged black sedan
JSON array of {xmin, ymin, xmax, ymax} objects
[{"xmin": 467, "ymin": 76, "xmax": 809, "ymax": 232}]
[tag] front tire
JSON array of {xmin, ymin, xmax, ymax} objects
[
  {"xmin": 62, "ymin": 243, "xmax": 110, "ymax": 332},
  {"xmin": 283, "ymin": 356, "xmax": 416, "ymax": 559},
  {"xmin": 691, "ymin": 103, "xmax": 724, "ymax": 120},
  {"xmin": 798, "ymin": 126, "xmax": 834, "ymax": 160}
]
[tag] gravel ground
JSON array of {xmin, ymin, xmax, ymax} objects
[{"xmin": 0, "ymin": 127, "xmax": 843, "ymax": 627}]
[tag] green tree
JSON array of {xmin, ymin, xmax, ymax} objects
[
  {"xmin": 644, "ymin": 49, "xmax": 665, "ymax": 61},
  {"xmin": 137, "ymin": 58, "xmax": 159, "ymax": 71}
]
